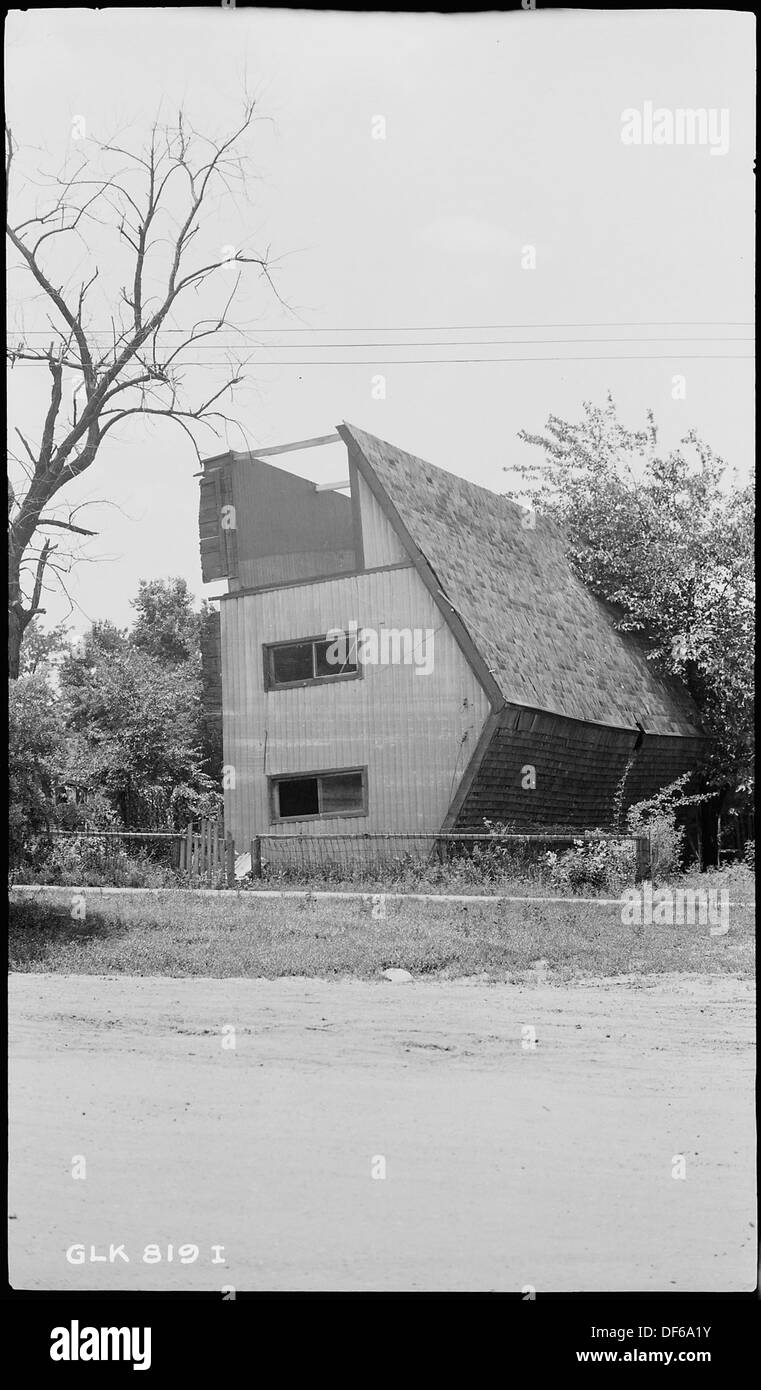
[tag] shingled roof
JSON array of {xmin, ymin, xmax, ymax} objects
[{"xmin": 339, "ymin": 422, "xmax": 701, "ymax": 737}]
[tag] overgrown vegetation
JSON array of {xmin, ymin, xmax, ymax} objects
[
  {"xmin": 514, "ymin": 396, "xmax": 755, "ymax": 812},
  {"xmin": 8, "ymin": 578, "xmax": 223, "ymax": 876},
  {"xmin": 18, "ymin": 837, "xmax": 181, "ymax": 890},
  {"xmin": 11, "ymin": 775, "xmax": 750, "ymax": 896},
  {"xmin": 625, "ymin": 773, "xmax": 712, "ymax": 881},
  {"xmin": 8, "ymin": 873, "xmax": 754, "ymax": 981},
  {"xmin": 8, "ymin": 670, "xmax": 65, "ymax": 869}
]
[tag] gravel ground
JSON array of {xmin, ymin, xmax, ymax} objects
[{"xmin": 8, "ymin": 970, "xmax": 756, "ymax": 1293}]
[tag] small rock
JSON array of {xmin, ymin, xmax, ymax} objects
[{"xmin": 382, "ymin": 968, "xmax": 414, "ymax": 984}]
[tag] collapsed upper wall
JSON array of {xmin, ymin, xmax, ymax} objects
[{"xmin": 198, "ymin": 452, "xmax": 357, "ymax": 589}]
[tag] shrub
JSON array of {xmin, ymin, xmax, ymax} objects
[
  {"xmin": 626, "ymin": 773, "xmax": 710, "ymax": 882},
  {"xmin": 544, "ymin": 837, "xmax": 636, "ymax": 893},
  {"xmin": 18, "ymin": 836, "xmax": 180, "ymax": 889}
]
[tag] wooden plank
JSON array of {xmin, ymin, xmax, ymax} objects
[
  {"xmin": 215, "ymin": 558, "xmax": 412, "ymax": 601},
  {"xmin": 219, "ymin": 469, "xmax": 238, "ymax": 580},
  {"xmin": 233, "ymin": 434, "xmax": 340, "ymax": 460},
  {"xmin": 314, "ymin": 479, "xmax": 351, "ymax": 492}
]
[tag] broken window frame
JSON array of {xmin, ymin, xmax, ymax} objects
[{"xmin": 269, "ymin": 766, "xmax": 368, "ymax": 823}]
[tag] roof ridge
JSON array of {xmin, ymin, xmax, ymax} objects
[{"xmin": 341, "ymin": 420, "xmax": 530, "ymax": 520}]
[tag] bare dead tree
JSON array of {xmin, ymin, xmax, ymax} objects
[{"xmin": 7, "ymin": 104, "xmax": 279, "ymax": 676}]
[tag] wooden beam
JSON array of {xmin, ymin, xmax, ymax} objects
[
  {"xmin": 314, "ymin": 479, "xmax": 351, "ymax": 492},
  {"xmin": 233, "ymin": 433, "xmax": 341, "ymax": 461}
]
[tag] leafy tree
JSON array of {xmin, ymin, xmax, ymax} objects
[
  {"xmin": 9, "ymin": 672, "xmax": 65, "ymax": 866},
  {"xmin": 58, "ymin": 582, "xmax": 221, "ymax": 828},
  {"xmin": 59, "ymin": 641, "xmax": 217, "ymax": 828},
  {"xmin": 513, "ymin": 395, "xmax": 754, "ymax": 804},
  {"xmin": 17, "ymin": 617, "xmax": 70, "ymax": 678},
  {"xmin": 61, "ymin": 620, "xmax": 129, "ymax": 714},
  {"xmin": 129, "ymin": 577, "xmax": 201, "ymax": 665},
  {"xmin": 128, "ymin": 577, "xmax": 222, "ymax": 780}
]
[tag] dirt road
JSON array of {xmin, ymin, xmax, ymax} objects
[{"xmin": 8, "ymin": 972, "xmax": 756, "ymax": 1292}]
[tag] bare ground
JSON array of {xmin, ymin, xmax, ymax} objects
[{"xmin": 8, "ymin": 971, "xmax": 756, "ymax": 1293}]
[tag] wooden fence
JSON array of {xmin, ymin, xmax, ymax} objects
[
  {"xmin": 40, "ymin": 822, "xmax": 236, "ymax": 887},
  {"xmin": 177, "ymin": 820, "xmax": 235, "ymax": 886}
]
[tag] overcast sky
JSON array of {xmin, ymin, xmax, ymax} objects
[{"xmin": 6, "ymin": 7, "xmax": 754, "ymax": 635}]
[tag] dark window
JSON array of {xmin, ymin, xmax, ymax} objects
[
  {"xmin": 272, "ymin": 768, "xmax": 367, "ymax": 821},
  {"xmin": 270, "ymin": 641, "xmax": 314, "ymax": 685},
  {"xmin": 277, "ymin": 776, "xmax": 320, "ymax": 819},
  {"xmin": 265, "ymin": 635, "xmax": 359, "ymax": 689},
  {"xmin": 314, "ymin": 636, "xmax": 358, "ymax": 678}
]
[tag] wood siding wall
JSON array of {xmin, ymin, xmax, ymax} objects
[
  {"xmin": 220, "ymin": 565, "xmax": 491, "ymax": 845},
  {"xmin": 355, "ymin": 471, "xmax": 408, "ymax": 567},
  {"xmin": 237, "ymin": 550, "xmax": 356, "ymax": 588}
]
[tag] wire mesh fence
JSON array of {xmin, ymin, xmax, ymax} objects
[
  {"xmin": 251, "ymin": 830, "xmax": 651, "ymax": 889},
  {"xmin": 18, "ymin": 826, "xmax": 650, "ymax": 892}
]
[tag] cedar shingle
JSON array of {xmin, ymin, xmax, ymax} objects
[{"xmin": 343, "ymin": 422, "xmax": 701, "ymax": 737}]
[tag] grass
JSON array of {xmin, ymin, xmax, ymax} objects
[{"xmin": 8, "ymin": 872, "xmax": 755, "ymax": 982}]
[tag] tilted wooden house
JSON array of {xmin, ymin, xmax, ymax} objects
[{"xmin": 198, "ymin": 423, "xmax": 704, "ymax": 850}]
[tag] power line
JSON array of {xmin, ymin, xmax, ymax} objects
[
  {"xmin": 10, "ymin": 336, "xmax": 754, "ymax": 350},
  {"xmin": 34, "ymin": 354, "xmax": 747, "ymax": 365},
  {"xmin": 8, "ymin": 319, "xmax": 754, "ymax": 335}
]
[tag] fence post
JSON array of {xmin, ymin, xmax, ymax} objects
[
  {"xmin": 635, "ymin": 835, "xmax": 651, "ymax": 883},
  {"xmin": 251, "ymin": 836, "xmax": 262, "ymax": 879},
  {"xmin": 185, "ymin": 822, "xmax": 193, "ymax": 882},
  {"xmin": 226, "ymin": 831, "xmax": 235, "ymax": 888}
]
